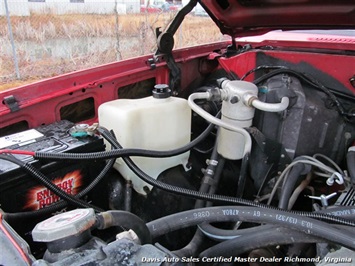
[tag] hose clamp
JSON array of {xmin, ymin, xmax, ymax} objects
[
  {"xmin": 242, "ymin": 94, "xmax": 258, "ymax": 107},
  {"xmin": 206, "ymin": 159, "xmax": 218, "ymax": 166}
]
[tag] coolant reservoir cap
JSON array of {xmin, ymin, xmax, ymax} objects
[
  {"xmin": 153, "ymin": 84, "xmax": 171, "ymax": 99},
  {"xmin": 32, "ymin": 208, "xmax": 95, "ymax": 242}
]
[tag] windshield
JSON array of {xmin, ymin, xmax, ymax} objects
[{"xmin": 0, "ymin": 0, "xmax": 223, "ymax": 91}]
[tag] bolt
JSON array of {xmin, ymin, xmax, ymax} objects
[
  {"xmin": 230, "ymin": 96, "xmax": 239, "ymax": 104},
  {"xmin": 308, "ymin": 192, "xmax": 337, "ymax": 207}
]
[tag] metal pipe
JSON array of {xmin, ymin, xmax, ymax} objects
[
  {"xmin": 187, "ymin": 92, "xmax": 252, "ymax": 157},
  {"xmin": 250, "ymin": 97, "xmax": 289, "ymax": 112}
]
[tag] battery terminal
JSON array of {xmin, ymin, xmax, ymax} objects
[{"xmin": 69, "ymin": 123, "xmax": 99, "ymax": 138}]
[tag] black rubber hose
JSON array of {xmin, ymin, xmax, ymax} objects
[
  {"xmin": 98, "ymin": 128, "xmax": 355, "ymax": 227},
  {"xmin": 194, "ymin": 142, "xmax": 220, "ymax": 209},
  {"xmin": 236, "ymin": 153, "xmax": 249, "ymax": 198},
  {"xmin": 318, "ymin": 206, "xmax": 355, "ymax": 221},
  {"xmin": 196, "ymin": 157, "xmax": 230, "ymax": 242},
  {"xmin": 95, "ymin": 210, "xmax": 151, "ymax": 244},
  {"xmin": 173, "ymin": 143, "xmax": 221, "ymax": 257},
  {"xmin": 198, "ymin": 206, "xmax": 355, "ymax": 241},
  {"xmin": 174, "ymin": 156, "xmax": 225, "ymax": 256},
  {"xmin": 174, "ymin": 157, "xmax": 226, "ymax": 257},
  {"xmin": 0, "ymin": 155, "xmax": 103, "ymax": 213},
  {"xmin": 198, "ymin": 223, "xmax": 274, "ymax": 241},
  {"xmin": 3, "ymin": 158, "xmax": 114, "ymax": 221},
  {"xmin": 146, "ymin": 206, "xmax": 355, "ymax": 250},
  {"xmin": 34, "ymin": 120, "xmax": 215, "ymax": 161},
  {"xmin": 347, "ymin": 149, "xmax": 355, "ymax": 186},
  {"xmin": 198, "ymin": 223, "xmax": 239, "ymax": 241},
  {"xmin": 174, "ymin": 230, "xmax": 206, "ymax": 257},
  {"xmin": 196, "ymin": 154, "xmax": 243, "ymax": 242},
  {"xmin": 205, "ymin": 158, "xmax": 225, "ymax": 206},
  {"xmin": 278, "ymin": 162, "xmax": 311, "ymax": 209},
  {"xmin": 199, "ymin": 226, "xmax": 323, "ymax": 258}
]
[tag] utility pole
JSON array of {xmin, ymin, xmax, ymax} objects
[
  {"xmin": 4, "ymin": 0, "xmax": 21, "ymax": 80},
  {"xmin": 114, "ymin": 0, "xmax": 122, "ymax": 61}
]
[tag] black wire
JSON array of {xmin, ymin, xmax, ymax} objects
[
  {"xmin": 0, "ymin": 154, "xmax": 103, "ymax": 213},
  {"xmin": 3, "ymin": 158, "xmax": 114, "ymax": 220},
  {"xmin": 35, "ymin": 117, "xmax": 217, "ymax": 161},
  {"xmin": 236, "ymin": 153, "xmax": 249, "ymax": 198},
  {"xmin": 98, "ymin": 127, "xmax": 355, "ymax": 227},
  {"xmin": 251, "ymin": 68, "xmax": 354, "ymax": 119},
  {"xmin": 3, "ymin": 111, "xmax": 217, "ymax": 219},
  {"xmin": 240, "ymin": 65, "xmax": 288, "ymax": 80}
]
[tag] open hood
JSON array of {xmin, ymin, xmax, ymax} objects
[{"xmin": 199, "ymin": 0, "xmax": 355, "ymax": 37}]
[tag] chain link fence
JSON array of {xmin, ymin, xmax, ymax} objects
[{"xmin": 0, "ymin": 0, "xmax": 222, "ymax": 89}]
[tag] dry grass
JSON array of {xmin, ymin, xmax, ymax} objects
[
  {"xmin": 0, "ymin": 13, "xmax": 172, "ymax": 42},
  {"xmin": 0, "ymin": 13, "xmax": 223, "ymax": 90}
]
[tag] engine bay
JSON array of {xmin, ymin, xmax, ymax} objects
[{"xmin": 1, "ymin": 41, "xmax": 355, "ymax": 265}]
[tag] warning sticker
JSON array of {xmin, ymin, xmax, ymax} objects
[{"xmin": 0, "ymin": 129, "xmax": 44, "ymax": 149}]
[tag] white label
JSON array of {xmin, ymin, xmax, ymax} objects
[{"xmin": 0, "ymin": 129, "xmax": 44, "ymax": 149}]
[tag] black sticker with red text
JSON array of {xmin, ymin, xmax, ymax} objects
[{"xmin": 24, "ymin": 170, "xmax": 83, "ymax": 210}]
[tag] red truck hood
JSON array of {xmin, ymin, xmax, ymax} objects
[{"xmin": 199, "ymin": 0, "xmax": 355, "ymax": 37}]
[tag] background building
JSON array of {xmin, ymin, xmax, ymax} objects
[{"xmin": 0, "ymin": 0, "xmax": 140, "ymax": 16}]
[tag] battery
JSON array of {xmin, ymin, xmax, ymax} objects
[
  {"xmin": 0, "ymin": 120, "xmax": 106, "ymax": 212},
  {"xmin": 0, "ymin": 120, "xmax": 107, "ymax": 257}
]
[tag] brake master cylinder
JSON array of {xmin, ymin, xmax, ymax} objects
[{"xmin": 98, "ymin": 84, "xmax": 191, "ymax": 195}]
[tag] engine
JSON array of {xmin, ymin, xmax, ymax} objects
[{"xmin": 1, "ymin": 67, "xmax": 355, "ymax": 266}]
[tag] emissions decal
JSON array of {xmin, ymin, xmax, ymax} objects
[{"xmin": 24, "ymin": 170, "xmax": 83, "ymax": 210}]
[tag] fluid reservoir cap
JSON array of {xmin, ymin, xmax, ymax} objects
[
  {"xmin": 32, "ymin": 208, "xmax": 95, "ymax": 242},
  {"xmin": 153, "ymin": 84, "xmax": 171, "ymax": 99}
]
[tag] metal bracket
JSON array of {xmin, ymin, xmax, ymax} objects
[
  {"xmin": 3, "ymin": 95, "xmax": 20, "ymax": 112},
  {"xmin": 147, "ymin": 58, "xmax": 157, "ymax": 70},
  {"xmin": 350, "ymin": 75, "xmax": 355, "ymax": 88},
  {"xmin": 146, "ymin": 0, "xmax": 198, "ymax": 94},
  {"xmin": 147, "ymin": 52, "xmax": 181, "ymax": 95},
  {"xmin": 247, "ymin": 127, "xmax": 291, "ymax": 168}
]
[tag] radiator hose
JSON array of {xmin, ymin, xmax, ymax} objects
[{"xmin": 95, "ymin": 210, "xmax": 151, "ymax": 244}]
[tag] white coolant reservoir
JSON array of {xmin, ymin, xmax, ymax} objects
[{"xmin": 98, "ymin": 85, "xmax": 191, "ymax": 195}]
